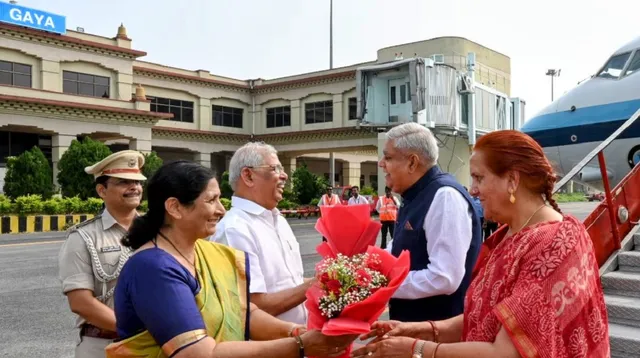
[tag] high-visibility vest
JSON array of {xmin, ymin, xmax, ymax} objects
[
  {"xmin": 378, "ymin": 196, "xmax": 398, "ymax": 221},
  {"xmin": 321, "ymin": 194, "xmax": 339, "ymax": 206}
]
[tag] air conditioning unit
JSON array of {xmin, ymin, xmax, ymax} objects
[{"xmin": 431, "ymin": 54, "xmax": 445, "ymax": 64}]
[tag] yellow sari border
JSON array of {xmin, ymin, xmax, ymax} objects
[
  {"xmin": 162, "ymin": 329, "xmax": 208, "ymax": 357},
  {"xmin": 234, "ymin": 249, "xmax": 249, "ymax": 337},
  {"xmin": 494, "ymin": 304, "xmax": 538, "ymax": 358}
]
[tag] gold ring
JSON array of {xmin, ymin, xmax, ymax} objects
[{"xmin": 367, "ymin": 352, "xmax": 373, "ymax": 356}]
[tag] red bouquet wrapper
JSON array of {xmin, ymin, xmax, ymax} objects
[{"xmin": 305, "ymin": 204, "xmax": 411, "ymax": 358}]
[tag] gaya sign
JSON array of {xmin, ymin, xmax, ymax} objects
[{"xmin": 0, "ymin": 2, "xmax": 66, "ymax": 35}]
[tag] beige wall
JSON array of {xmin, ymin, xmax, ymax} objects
[{"xmin": 377, "ymin": 37, "xmax": 511, "ymax": 95}]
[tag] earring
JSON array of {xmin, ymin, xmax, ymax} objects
[{"xmin": 509, "ymin": 190, "xmax": 516, "ymax": 204}]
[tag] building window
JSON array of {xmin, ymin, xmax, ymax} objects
[
  {"xmin": 63, "ymin": 71, "xmax": 110, "ymax": 98},
  {"xmin": 266, "ymin": 106, "xmax": 291, "ymax": 128},
  {"xmin": 305, "ymin": 100, "xmax": 333, "ymax": 124},
  {"xmin": 0, "ymin": 60, "xmax": 31, "ymax": 88},
  {"xmin": 213, "ymin": 105, "xmax": 243, "ymax": 128},
  {"xmin": 348, "ymin": 97, "xmax": 357, "ymax": 120},
  {"xmin": 148, "ymin": 96, "xmax": 194, "ymax": 123}
]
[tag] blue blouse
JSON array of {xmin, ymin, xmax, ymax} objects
[{"xmin": 114, "ymin": 248, "xmax": 206, "ymax": 347}]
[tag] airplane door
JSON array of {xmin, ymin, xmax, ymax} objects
[{"xmin": 389, "ymin": 79, "xmax": 410, "ymax": 122}]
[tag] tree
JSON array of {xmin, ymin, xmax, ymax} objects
[
  {"xmin": 292, "ymin": 163, "xmax": 324, "ymax": 205},
  {"xmin": 3, "ymin": 146, "xmax": 54, "ymax": 199},
  {"xmin": 220, "ymin": 171, "xmax": 233, "ymax": 199},
  {"xmin": 57, "ymin": 137, "xmax": 112, "ymax": 199},
  {"xmin": 141, "ymin": 152, "xmax": 163, "ymax": 200}
]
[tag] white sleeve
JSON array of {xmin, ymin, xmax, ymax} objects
[
  {"xmin": 391, "ymin": 187, "xmax": 473, "ymax": 299},
  {"xmin": 219, "ymin": 225, "xmax": 266, "ymax": 294}
]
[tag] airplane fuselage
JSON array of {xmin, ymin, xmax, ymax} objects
[{"xmin": 522, "ymin": 39, "xmax": 640, "ymax": 191}]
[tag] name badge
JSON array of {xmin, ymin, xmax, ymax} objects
[{"xmin": 101, "ymin": 246, "xmax": 122, "ymax": 253}]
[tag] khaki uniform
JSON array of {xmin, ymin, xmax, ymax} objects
[
  {"xmin": 59, "ymin": 211, "xmax": 132, "ymax": 355},
  {"xmin": 57, "ymin": 150, "xmax": 146, "ymax": 358}
]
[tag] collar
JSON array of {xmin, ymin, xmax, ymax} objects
[
  {"xmin": 101, "ymin": 207, "xmax": 140, "ymax": 231},
  {"xmin": 231, "ymin": 195, "xmax": 280, "ymax": 216},
  {"xmin": 401, "ymin": 165, "xmax": 442, "ymax": 201}
]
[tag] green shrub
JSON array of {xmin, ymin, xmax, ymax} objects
[
  {"xmin": 138, "ymin": 200, "xmax": 148, "ymax": 212},
  {"xmin": 61, "ymin": 196, "xmax": 84, "ymax": 214},
  {"xmin": 57, "ymin": 137, "xmax": 112, "ymax": 200},
  {"xmin": 220, "ymin": 198, "xmax": 231, "ymax": 211},
  {"xmin": 3, "ymin": 146, "xmax": 54, "ymax": 199},
  {"xmin": 277, "ymin": 199, "xmax": 296, "ymax": 210},
  {"xmin": 219, "ymin": 171, "xmax": 233, "ymax": 199},
  {"xmin": 142, "ymin": 152, "xmax": 163, "ymax": 200},
  {"xmin": 42, "ymin": 197, "xmax": 64, "ymax": 215},
  {"xmin": 360, "ymin": 186, "xmax": 375, "ymax": 196},
  {"xmin": 83, "ymin": 197, "xmax": 105, "ymax": 214},
  {"xmin": 554, "ymin": 192, "xmax": 587, "ymax": 203},
  {"xmin": 283, "ymin": 188, "xmax": 297, "ymax": 203},
  {"xmin": 14, "ymin": 194, "xmax": 44, "ymax": 215},
  {"xmin": 0, "ymin": 195, "xmax": 14, "ymax": 215},
  {"xmin": 310, "ymin": 198, "xmax": 320, "ymax": 206},
  {"xmin": 292, "ymin": 163, "xmax": 324, "ymax": 205}
]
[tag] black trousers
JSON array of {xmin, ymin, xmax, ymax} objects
[{"xmin": 380, "ymin": 221, "xmax": 395, "ymax": 249}]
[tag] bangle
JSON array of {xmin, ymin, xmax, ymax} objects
[
  {"xmin": 411, "ymin": 339, "xmax": 418, "ymax": 354},
  {"xmin": 426, "ymin": 321, "xmax": 439, "ymax": 343},
  {"xmin": 288, "ymin": 325, "xmax": 301, "ymax": 337},
  {"xmin": 431, "ymin": 343, "xmax": 442, "ymax": 358},
  {"xmin": 293, "ymin": 335, "xmax": 305, "ymax": 358}
]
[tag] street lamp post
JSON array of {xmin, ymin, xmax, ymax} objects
[
  {"xmin": 546, "ymin": 69, "xmax": 561, "ymax": 101},
  {"xmin": 329, "ymin": 0, "xmax": 333, "ymax": 69}
]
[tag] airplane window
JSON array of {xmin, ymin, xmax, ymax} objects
[
  {"xmin": 623, "ymin": 50, "xmax": 640, "ymax": 77},
  {"xmin": 597, "ymin": 52, "xmax": 631, "ymax": 79}
]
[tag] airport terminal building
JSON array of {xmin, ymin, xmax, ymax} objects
[{"xmin": 0, "ymin": 3, "xmax": 517, "ymax": 193}]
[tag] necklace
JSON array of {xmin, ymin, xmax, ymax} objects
[
  {"xmin": 157, "ymin": 231, "xmax": 199, "ymax": 275},
  {"xmin": 507, "ymin": 204, "xmax": 546, "ymax": 237}
]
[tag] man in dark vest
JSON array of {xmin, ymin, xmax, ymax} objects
[{"xmin": 380, "ymin": 122, "xmax": 482, "ymax": 322}]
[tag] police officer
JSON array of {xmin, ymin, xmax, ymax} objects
[{"xmin": 58, "ymin": 150, "xmax": 146, "ymax": 357}]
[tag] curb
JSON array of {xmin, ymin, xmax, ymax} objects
[{"xmin": 0, "ymin": 214, "xmax": 95, "ymax": 234}]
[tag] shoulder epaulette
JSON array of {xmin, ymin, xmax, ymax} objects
[{"xmin": 67, "ymin": 214, "xmax": 102, "ymax": 233}]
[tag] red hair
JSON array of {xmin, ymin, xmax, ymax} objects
[{"xmin": 473, "ymin": 130, "xmax": 561, "ymax": 213}]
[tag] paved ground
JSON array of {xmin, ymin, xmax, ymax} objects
[{"xmin": 0, "ymin": 201, "xmax": 599, "ymax": 357}]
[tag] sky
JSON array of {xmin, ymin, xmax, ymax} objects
[{"xmin": 16, "ymin": 0, "xmax": 640, "ymax": 120}]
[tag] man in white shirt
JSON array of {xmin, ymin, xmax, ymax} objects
[
  {"xmin": 379, "ymin": 123, "xmax": 482, "ymax": 322},
  {"xmin": 347, "ymin": 186, "xmax": 369, "ymax": 205},
  {"xmin": 319, "ymin": 186, "xmax": 342, "ymax": 242},
  {"xmin": 210, "ymin": 142, "xmax": 312, "ymax": 325}
]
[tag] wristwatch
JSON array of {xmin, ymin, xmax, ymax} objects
[{"xmin": 412, "ymin": 340, "xmax": 426, "ymax": 358}]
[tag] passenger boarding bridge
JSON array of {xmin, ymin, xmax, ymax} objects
[{"xmin": 355, "ymin": 53, "xmax": 526, "ymax": 193}]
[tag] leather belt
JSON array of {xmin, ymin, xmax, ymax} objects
[{"xmin": 80, "ymin": 323, "xmax": 118, "ymax": 340}]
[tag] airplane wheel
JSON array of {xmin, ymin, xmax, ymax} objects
[{"xmin": 628, "ymin": 145, "xmax": 640, "ymax": 169}]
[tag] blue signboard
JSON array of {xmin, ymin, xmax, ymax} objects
[{"xmin": 0, "ymin": 2, "xmax": 66, "ymax": 35}]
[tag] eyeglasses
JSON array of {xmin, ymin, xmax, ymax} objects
[{"xmin": 247, "ymin": 164, "xmax": 285, "ymax": 175}]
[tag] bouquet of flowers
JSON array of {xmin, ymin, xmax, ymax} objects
[{"xmin": 306, "ymin": 204, "xmax": 410, "ymax": 358}]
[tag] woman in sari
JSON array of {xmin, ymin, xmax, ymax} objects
[
  {"xmin": 352, "ymin": 130, "xmax": 610, "ymax": 358},
  {"xmin": 105, "ymin": 160, "xmax": 356, "ymax": 358}
]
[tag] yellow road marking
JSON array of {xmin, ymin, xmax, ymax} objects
[{"xmin": 0, "ymin": 240, "xmax": 63, "ymax": 248}]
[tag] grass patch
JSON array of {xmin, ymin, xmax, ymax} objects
[{"xmin": 553, "ymin": 192, "xmax": 587, "ymax": 203}]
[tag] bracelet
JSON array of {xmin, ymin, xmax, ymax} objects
[
  {"xmin": 426, "ymin": 321, "xmax": 439, "ymax": 343},
  {"xmin": 288, "ymin": 325, "xmax": 298, "ymax": 337},
  {"xmin": 431, "ymin": 343, "xmax": 442, "ymax": 358},
  {"xmin": 411, "ymin": 339, "xmax": 418, "ymax": 354},
  {"xmin": 293, "ymin": 335, "xmax": 305, "ymax": 358}
]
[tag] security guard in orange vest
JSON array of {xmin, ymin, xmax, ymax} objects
[{"xmin": 375, "ymin": 186, "xmax": 400, "ymax": 249}]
